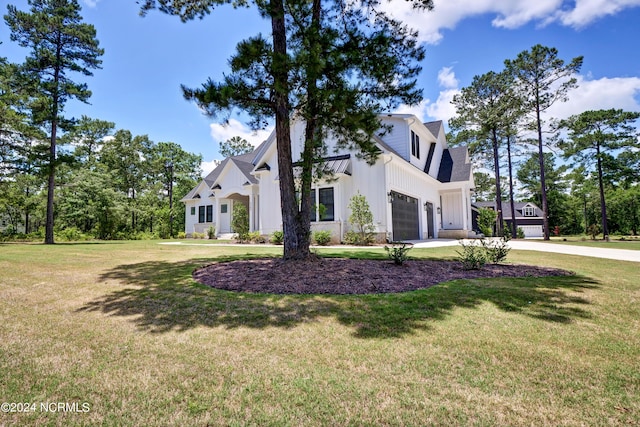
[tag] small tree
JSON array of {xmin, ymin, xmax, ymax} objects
[
  {"xmin": 477, "ymin": 207, "xmax": 498, "ymax": 237},
  {"xmin": 348, "ymin": 192, "xmax": 375, "ymax": 245},
  {"xmin": 231, "ymin": 202, "xmax": 249, "ymax": 241}
]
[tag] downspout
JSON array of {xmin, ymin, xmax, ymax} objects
[{"xmin": 383, "ymin": 153, "xmax": 393, "ymax": 242}]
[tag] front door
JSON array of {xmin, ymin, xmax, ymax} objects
[
  {"xmin": 425, "ymin": 201, "xmax": 435, "ymax": 239},
  {"xmin": 219, "ymin": 201, "xmax": 231, "ymax": 233}
]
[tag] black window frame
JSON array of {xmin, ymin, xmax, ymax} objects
[
  {"xmin": 411, "ymin": 130, "xmax": 420, "ymax": 159},
  {"xmin": 206, "ymin": 205, "xmax": 213, "ymax": 222},
  {"xmin": 318, "ymin": 187, "xmax": 335, "ymax": 221},
  {"xmin": 198, "ymin": 206, "xmax": 205, "ymax": 223}
]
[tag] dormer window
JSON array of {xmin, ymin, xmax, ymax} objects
[
  {"xmin": 523, "ymin": 206, "xmax": 535, "ymax": 217},
  {"xmin": 411, "ymin": 130, "xmax": 420, "ymax": 159}
]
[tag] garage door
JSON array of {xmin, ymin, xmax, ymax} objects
[
  {"xmin": 391, "ymin": 191, "xmax": 419, "ymax": 241},
  {"xmin": 519, "ymin": 225, "xmax": 543, "ymax": 238}
]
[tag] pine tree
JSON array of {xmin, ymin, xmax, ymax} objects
[
  {"xmin": 5, "ymin": 0, "xmax": 103, "ymax": 244},
  {"xmin": 141, "ymin": 0, "xmax": 430, "ymax": 259}
]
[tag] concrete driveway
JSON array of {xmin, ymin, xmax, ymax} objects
[{"xmin": 410, "ymin": 239, "xmax": 640, "ymax": 263}]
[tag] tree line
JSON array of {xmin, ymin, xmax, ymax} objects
[
  {"xmin": 1, "ymin": 0, "xmax": 202, "ymax": 241},
  {"xmin": 450, "ymin": 45, "xmax": 640, "ymax": 240}
]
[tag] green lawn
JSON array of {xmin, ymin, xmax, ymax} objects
[{"xmin": 1, "ymin": 241, "xmax": 638, "ymax": 426}]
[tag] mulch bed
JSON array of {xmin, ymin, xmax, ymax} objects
[{"xmin": 192, "ymin": 258, "xmax": 573, "ymax": 295}]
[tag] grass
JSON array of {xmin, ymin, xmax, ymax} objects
[{"xmin": 0, "ymin": 241, "xmax": 638, "ymax": 426}]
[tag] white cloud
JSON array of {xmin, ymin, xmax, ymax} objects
[
  {"xmin": 394, "ymin": 66, "xmax": 461, "ymax": 124},
  {"xmin": 82, "ymin": 0, "xmax": 99, "ymax": 8},
  {"xmin": 381, "ymin": 0, "xmax": 640, "ymax": 44},
  {"xmin": 209, "ymin": 118, "xmax": 273, "ymax": 150},
  {"xmin": 437, "ymin": 67, "xmax": 459, "ymax": 89},
  {"xmin": 556, "ymin": 0, "xmax": 640, "ymax": 28},
  {"xmin": 547, "ymin": 75, "xmax": 640, "ymax": 119},
  {"xmin": 200, "ymin": 159, "xmax": 221, "ymax": 177},
  {"xmin": 426, "ymin": 88, "xmax": 460, "ymax": 123}
]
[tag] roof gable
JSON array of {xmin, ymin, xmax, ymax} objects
[{"xmin": 437, "ymin": 146, "xmax": 472, "ymax": 183}]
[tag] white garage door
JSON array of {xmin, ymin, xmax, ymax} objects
[{"xmin": 519, "ymin": 225, "xmax": 543, "ymax": 238}]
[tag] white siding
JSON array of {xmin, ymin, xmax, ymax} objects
[
  {"xmin": 441, "ymin": 192, "xmax": 463, "ymax": 229},
  {"xmin": 379, "ymin": 116, "xmax": 410, "ymax": 160}
]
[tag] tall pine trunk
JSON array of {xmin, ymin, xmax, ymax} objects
[
  {"xmin": 491, "ymin": 128, "xmax": 504, "ymax": 237},
  {"xmin": 45, "ymin": 39, "xmax": 63, "ymax": 245},
  {"xmin": 596, "ymin": 141, "xmax": 609, "ymax": 240},
  {"xmin": 535, "ymin": 92, "xmax": 550, "ymax": 240},
  {"xmin": 271, "ymin": 0, "xmax": 310, "ymax": 260},
  {"xmin": 506, "ymin": 134, "xmax": 517, "ymax": 237}
]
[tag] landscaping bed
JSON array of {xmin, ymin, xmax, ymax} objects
[{"xmin": 193, "ymin": 257, "xmax": 572, "ymax": 294}]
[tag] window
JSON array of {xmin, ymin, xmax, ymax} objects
[
  {"xmin": 221, "ymin": 204, "xmax": 228, "ymax": 214},
  {"xmin": 190, "ymin": 207, "xmax": 196, "ymax": 216},
  {"xmin": 198, "ymin": 206, "xmax": 205, "ymax": 223},
  {"xmin": 411, "ymin": 130, "xmax": 420, "ymax": 159},
  {"xmin": 319, "ymin": 187, "xmax": 334, "ymax": 221},
  {"xmin": 206, "ymin": 205, "xmax": 213, "ymax": 222},
  {"xmin": 310, "ymin": 189, "xmax": 317, "ymax": 222},
  {"xmin": 523, "ymin": 206, "xmax": 535, "ymax": 217}
]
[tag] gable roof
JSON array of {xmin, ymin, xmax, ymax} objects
[
  {"xmin": 424, "ymin": 120, "xmax": 443, "ymax": 139},
  {"xmin": 473, "ymin": 201, "xmax": 544, "ymax": 219},
  {"xmin": 437, "ymin": 146, "xmax": 472, "ymax": 183}
]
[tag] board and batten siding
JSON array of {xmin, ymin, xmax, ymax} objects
[{"xmin": 386, "ymin": 159, "xmax": 441, "ymax": 238}]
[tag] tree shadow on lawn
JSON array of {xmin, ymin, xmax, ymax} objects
[{"xmin": 79, "ymin": 255, "xmax": 598, "ymax": 339}]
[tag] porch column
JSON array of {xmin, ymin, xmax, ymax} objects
[
  {"xmin": 249, "ymin": 194, "xmax": 255, "ymax": 232},
  {"xmin": 214, "ymin": 196, "xmax": 220, "ymax": 236},
  {"xmin": 461, "ymin": 190, "xmax": 469, "ymax": 230}
]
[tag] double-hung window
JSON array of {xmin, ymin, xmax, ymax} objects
[
  {"xmin": 198, "ymin": 206, "xmax": 205, "ymax": 223},
  {"xmin": 206, "ymin": 205, "xmax": 213, "ymax": 222}
]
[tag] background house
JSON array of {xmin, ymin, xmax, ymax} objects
[
  {"xmin": 182, "ymin": 114, "xmax": 476, "ymax": 242},
  {"xmin": 473, "ymin": 201, "xmax": 545, "ymax": 238}
]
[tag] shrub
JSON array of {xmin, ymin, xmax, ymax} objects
[
  {"xmin": 516, "ymin": 227, "xmax": 525, "ymax": 239},
  {"xmin": 384, "ymin": 242, "xmax": 413, "ymax": 265},
  {"xmin": 312, "ymin": 230, "xmax": 332, "ymax": 246},
  {"xmin": 456, "ymin": 240, "xmax": 487, "ymax": 270},
  {"xmin": 457, "ymin": 237, "xmax": 511, "ymax": 269},
  {"xmin": 207, "ymin": 226, "xmax": 216, "ymax": 239},
  {"xmin": 270, "ymin": 230, "xmax": 284, "ymax": 245},
  {"xmin": 232, "ymin": 203, "xmax": 250, "ymax": 241},
  {"xmin": 481, "ymin": 236, "xmax": 511, "ymax": 264},
  {"xmin": 177, "ymin": 231, "xmax": 186, "ymax": 239},
  {"xmin": 477, "ymin": 208, "xmax": 497, "ymax": 237},
  {"xmin": 588, "ymin": 224, "xmax": 600, "ymax": 240},
  {"xmin": 56, "ymin": 227, "xmax": 89, "ymax": 242},
  {"xmin": 347, "ymin": 192, "xmax": 376, "ymax": 245},
  {"xmin": 248, "ymin": 231, "xmax": 266, "ymax": 243},
  {"xmin": 192, "ymin": 232, "xmax": 205, "ymax": 239}
]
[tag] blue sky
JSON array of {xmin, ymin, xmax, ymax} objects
[{"xmin": 2, "ymin": 0, "xmax": 640, "ymax": 175}]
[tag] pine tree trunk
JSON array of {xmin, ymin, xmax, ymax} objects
[
  {"xmin": 596, "ymin": 142, "xmax": 609, "ymax": 240},
  {"xmin": 535, "ymin": 97, "xmax": 550, "ymax": 240},
  {"xmin": 506, "ymin": 135, "xmax": 518, "ymax": 238},
  {"xmin": 491, "ymin": 128, "xmax": 504, "ymax": 237},
  {"xmin": 271, "ymin": 0, "xmax": 310, "ymax": 260}
]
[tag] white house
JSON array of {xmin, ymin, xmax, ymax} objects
[{"xmin": 182, "ymin": 114, "xmax": 476, "ymax": 242}]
